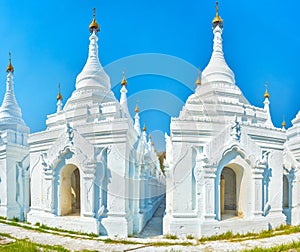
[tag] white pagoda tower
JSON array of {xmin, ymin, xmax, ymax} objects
[
  {"xmin": 27, "ymin": 10, "xmax": 165, "ymax": 237},
  {"xmin": 163, "ymin": 2, "xmax": 286, "ymax": 237},
  {"xmin": 0, "ymin": 54, "xmax": 30, "ymax": 221}
]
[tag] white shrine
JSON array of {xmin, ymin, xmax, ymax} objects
[
  {"xmin": 1, "ymin": 3, "xmax": 300, "ymax": 239},
  {"xmin": 163, "ymin": 3, "xmax": 300, "ymax": 237},
  {"xmin": 24, "ymin": 12, "xmax": 165, "ymax": 237}
]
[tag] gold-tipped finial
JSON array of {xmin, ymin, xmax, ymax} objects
[
  {"xmin": 212, "ymin": 2, "xmax": 223, "ymax": 29},
  {"xmin": 57, "ymin": 83, "xmax": 63, "ymax": 101},
  {"xmin": 89, "ymin": 8, "xmax": 100, "ymax": 33},
  {"xmin": 195, "ymin": 68, "xmax": 201, "ymax": 86},
  {"xmin": 6, "ymin": 52, "xmax": 14, "ymax": 73},
  {"xmin": 264, "ymin": 82, "xmax": 270, "ymax": 99},
  {"xmin": 142, "ymin": 121, "xmax": 147, "ymax": 131},
  {"xmin": 135, "ymin": 99, "xmax": 140, "ymax": 113},
  {"xmin": 121, "ymin": 70, "xmax": 127, "ymax": 86},
  {"xmin": 282, "ymin": 115, "xmax": 286, "ymax": 128}
]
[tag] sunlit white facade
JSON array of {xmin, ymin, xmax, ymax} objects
[
  {"xmin": 1, "ymin": 4, "xmax": 300, "ymax": 239},
  {"xmin": 163, "ymin": 5, "xmax": 300, "ymax": 237},
  {"xmin": 0, "ymin": 16, "xmax": 165, "ymax": 237}
]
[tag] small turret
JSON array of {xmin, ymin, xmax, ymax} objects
[
  {"xmin": 263, "ymin": 82, "xmax": 274, "ymax": 127},
  {"xmin": 281, "ymin": 116, "xmax": 286, "ymax": 130},
  {"xmin": 135, "ymin": 102, "xmax": 140, "ymax": 113},
  {"xmin": 264, "ymin": 83, "xmax": 270, "ymax": 99},
  {"xmin": 142, "ymin": 122, "xmax": 147, "ymax": 132},
  {"xmin": 0, "ymin": 53, "xmax": 25, "ymax": 127},
  {"xmin": 57, "ymin": 83, "xmax": 63, "ymax": 101},
  {"xmin": 121, "ymin": 70, "xmax": 128, "ymax": 86},
  {"xmin": 134, "ymin": 100, "xmax": 141, "ymax": 135},
  {"xmin": 56, "ymin": 83, "xmax": 63, "ymax": 113},
  {"xmin": 195, "ymin": 68, "xmax": 201, "ymax": 86},
  {"xmin": 119, "ymin": 70, "xmax": 130, "ymax": 117}
]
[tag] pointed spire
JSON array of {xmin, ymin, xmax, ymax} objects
[
  {"xmin": 212, "ymin": 2, "xmax": 223, "ymax": 29},
  {"xmin": 56, "ymin": 83, "xmax": 63, "ymax": 113},
  {"xmin": 141, "ymin": 121, "xmax": 147, "ymax": 143},
  {"xmin": 134, "ymin": 99, "xmax": 141, "ymax": 135},
  {"xmin": 121, "ymin": 70, "xmax": 127, "ymax": 86},
  {"xmin": 282, "ymin": 115, "xmax": 286, "ymax": 130},
  {"xmin": 57, "ymin": 83, "xmax": 62, "ymax": 101},
  {"xmin": 148, "ymin": 134, "xmax": 153, "ymax": 151},
  {"xmin": 195, "ymin": 68, "xmax": 201, "ymax": 86},
  {"xmin": 142, "ymin": 121, "xmax": 147, "ymax": 132},
  {"xmin": 119, "ymin": 70, "xmax": 130, "ymax": 117},
  {"xmin": 6, "ymin": 52, "xmax": 14, "ymax": 73},
  {"xmin": 75, "ymin": 8, "xmax": 110, "ymax": 90},
  {"xmin": 135, "ymin": 99, "xmax": 140, "ymax": 113},
  {"xmin": 202, "ymin": 2, "xmax": 235, "ymax": 85},
  {"xmin": 263, "ymin": 82, "xmax": 274, "ymax": 127},
  {"xmin": 89, "ymin": 8, "xmax": 100, "ymax": 33},
  {"xmin": 264, "ymin": 82, "xmax": 270, "ymax": 99},
  {"xmin": 0, "ymin": 53, "xmax": 25, "ymax": 126}
]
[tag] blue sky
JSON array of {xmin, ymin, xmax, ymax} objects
[{"xmin": 0, "ymin": 1, "xmax": 299, "ymax": 151}]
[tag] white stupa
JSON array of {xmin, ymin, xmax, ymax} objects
[
  {"xmin": 164, "ymin": 2, "xmax": 287, "ymax": 238},
  {"xmin": 27, "ymin": 9, "xmax": 165, "ymax": 237},
  {"xmin": 0, "ymin": 53, "xmax": 30, "ymax": 221}
]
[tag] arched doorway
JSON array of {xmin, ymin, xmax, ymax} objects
[
  {"xmin": 59, "ymin": 164, "xmax": 80, "ymax": 216},
  {"xmin": 282, "ymin": 174, "xmax": 291, "ymax": 224},
  {"xmin": 220, "ymin": 167, "xmax": 237, "ymax": 219}
]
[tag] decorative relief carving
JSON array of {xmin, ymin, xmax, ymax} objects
[
  {"xmin": 230, "ymin": 115, "xmax": 241, "ymax": 141},
  {"xmin": 41, "ymin": 153, "xmax": 53, "ymax": 174},
  {"xmin": 255, "ymin": 150, "xmax": 270, "ymax": 170},
  {"xmin": 45, "ymin": 124, "xmax": 95, "ymax": 172},
  {"xmin": 283, "ymin": 148, "xmax": 300, "ymax": 172},
  {"xmin": 66, "ymin": 122, "xmax": 74, "ymax": 144},
  {"xmin": 192, "ymin": 146, "xmax": 207, "ymax": 184}
]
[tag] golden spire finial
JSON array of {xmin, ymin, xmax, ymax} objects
[
  {"xmin": 135, "ymin": 99, "xmax": 140, "ymax": 113},
  {"xmin": 264, "ymin": 81, "xmax": 270, "ymax": 99},
  {"xmin": 6, "ymin": 52, "xmax": 14, "ymax": 73},
  {"xmin": 121, "ymin": 70, "xmax": 127, "ymax": 86},
  {"xmin": 212, "ymin": 1, "xmax": 223, "ymax": 29},
  {"xmin": 282, "ymin": 115, "xmax": 286, "ymax": 128},
  {"xmin": 89, "ymin": 8, "xmax": 100, "ymax": 33},
  {"xmin": 57, "ymin": 83, "xmax": 63, "ymax": 101},
  {"xmin": 195, "ymin": 68, "xmax": 201, "ymax": 86},
  {"xmin": 142, "ymin": 121, "xmax": 146, "ymax": 131}
]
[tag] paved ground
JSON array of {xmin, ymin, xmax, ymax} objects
[
  {"xmin": 2, "ymin": 221, "xmax": 300, "ymax": 251},
  {"xmin": 138, "ymin": 198, "xmax": 165, "ymax": 238},
  {"xmin": 1, "ymin": 200, "xmax": 300, "ymax": 251}
]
